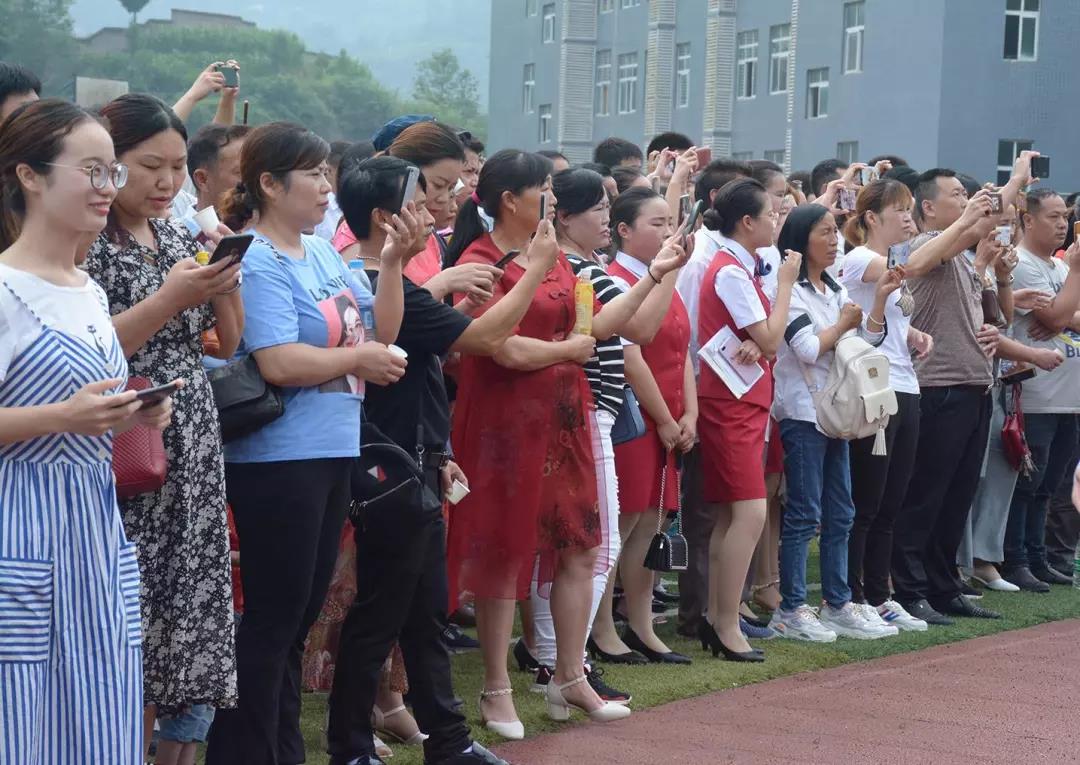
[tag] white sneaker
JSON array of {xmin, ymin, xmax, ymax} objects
[
  {"xmin": 769, "ymin": 605, "xmax": 838, "ymax": 643},
  {"xmin": 820, "ymin": 602, "xmax": 897, "ymax": 639},
  {"xmin": 877, "ymin": 599, "xmax": 929, "ymax": 632},
  {"xmin": 853, "ymin": 602, "xmax": 900, "ymax": 635}
]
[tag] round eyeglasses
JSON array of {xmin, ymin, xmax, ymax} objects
[{"xmin": 45, "ymin": 162, "xmax": 129, "ymax": 190}]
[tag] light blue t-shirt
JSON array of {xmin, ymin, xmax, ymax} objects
[{"xmin": 224, "ymin": 233, "xmax": 374, "ymax": 463}]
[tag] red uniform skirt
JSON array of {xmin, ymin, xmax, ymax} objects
[
  {"xmin": 699, "ymin": 399, "xmax": 769, "ymax": 503},
  {"xmin": 614, "ymin": 428, "xmax": 680, "ymax": 514}
]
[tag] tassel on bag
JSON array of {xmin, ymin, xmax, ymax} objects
[{"xmin": 872, "ymin": 426, "xmax": 888, "ymax": 457}]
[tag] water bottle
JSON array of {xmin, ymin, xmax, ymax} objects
[{"xmin": 1074, "ymin": 539, "xmax": 1080, "ymax": 590}]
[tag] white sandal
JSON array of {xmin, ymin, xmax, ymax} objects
[
  {"xmin": 372, "ymin": 704, "xmax": 428, "ymax": 746},
  {"xmin": 545, "ymin": 674, "xmax": 631, "ymax": 723}
]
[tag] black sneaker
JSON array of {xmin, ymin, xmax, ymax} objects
[
  {"xmin": 653, "ymin": 584, "xmax": 679, "ymax": 604},
  {"xmin": 441, "ymin": 624, "xmax": 480, "ymax": 653},
  {"xmin": 934, "ymin": 594, "xmax": 1001, "ymax": 620},
  {"xmin": 1031, "ymin": 565, "xmax": 1073, "ymax": 586},
  {"xmin": 651, "ymin": 598, "xmax": 668, "ymax": 614},
  {"xmin": 586, "ymin": 665, "xmax": 631, "ymax": 705},
  {"xmin": 1002, "ymin": 566, "xmax": 1051, "ymax": 593},
  {"xmin": 531, "ymin": 665, "xmax": 553, "ymax": 694},
  {"xmin": 903, "ymin": 598, "xmax": 954, "ymax": 626}
]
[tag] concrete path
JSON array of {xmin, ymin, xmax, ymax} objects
[{"xmin": 494, "ymin": 620, "xmax": 1080, "ymax": 765}]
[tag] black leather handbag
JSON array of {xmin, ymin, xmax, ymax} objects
[
  {"xmin": 350, "ymin": 423, "xmax": 443, "ymax": 530},
  {"xmin": 611, "ymin": 386, "xmax": 647, "ymax": 446},
  {"xmin": 206, "ymin": 356, "xmax": 284, "ymax": 443},
  {"xmin": 643, "ymin": 456, "xmax": 688, "ymax": 572}
]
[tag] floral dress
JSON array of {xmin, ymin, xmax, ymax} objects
[{"xmin": 83, "ymin": 219, "xmax": 237, "ymax": 712}]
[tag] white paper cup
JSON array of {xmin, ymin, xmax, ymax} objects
[
  {"xmin": 446, "ymin": 480, "xmax": 470, "ymax": 505},
  {"xmin": 192, "ymin": 206, "xmax": 221, "ymax": 235},
  {"xmin": 388, "ymin": 344, "xmax": 408, "ymax": 360}
]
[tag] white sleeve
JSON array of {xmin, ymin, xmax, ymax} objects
[
  {"xmin": 784, "ymin": 287, "xmax": 821, "ymax": 364},
  {"xmin": 713, "ymin": 265, "xmax": 767, "ymax": 329},
  {"xmin": 838, "ymin": 248, "xmax": 871, "ymax": 290},
  {"xmin": 0, "ymin": 296, "xmax": 15, "ymax": 384}
]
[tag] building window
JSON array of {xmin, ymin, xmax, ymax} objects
[
  {"xmin": 523, "ymin": 63, "xmax": 536, "ymax": 114},
  {"xmin": 675, "ymin": 43, "xmax": 691, "ymax": 109},
  {"xmin": 539, "ymin": 105, "xmax": 553, "ymax": 143},
  {"xmin": 542, "ymin": 4, "xmax": 556, "ymax": 43},
  {"xmin": 1004, "ymin": 0, "xmax": 1039, "ymax": 61},
  {"xmin": 806, "ymin": 67, "xmax": 829, "ymax": 118},
  {"xmin": 621, "ymin": 0, "xmax": 640, "ymax": 7},
  {"xmin": 769, "ymin": 24, "xmax": 790, "ymax": 94},
  {"xmin": 599, "ymin": 0, "xmax": 614, "ymax": 11},
  {"xmin": 595, "ymin": 50, "xmax": 612, "ymax": 116},
  {"xmin": 843, "ymin": 2, "xmax": 865, "ymax": 74},
  {"xmin": 764, "ymin": 149, "xmax": 786, "ymax": 165},
  {"xmin": 736, "ymin": 30, "xmax": 758, "ymax": 100},
  {"xmin": 997, "ymin": 139, "xmax": 1033, "ymax": 185},
  {"xmin": 732, "ymin": 151, "xmax": 754, "ymax": 161},
  {"xmin": 837, "ymin": 141, "xmax": 859, "ymax": 164},
  {"xmin": 526, "ymin": 0, "xmax": 537, "ymax": 16},
  {"xmin": 617, "ymin": 52, "xmax": 638, "ymax": 114}
]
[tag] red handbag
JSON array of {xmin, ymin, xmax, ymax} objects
[
  {"xmin": 1002, "ymin": 384, "xmax": 1034, "ymax": 477},
  {"xmin": 113, "ymin": 377, "xmax": 168, "ymax": 499}
]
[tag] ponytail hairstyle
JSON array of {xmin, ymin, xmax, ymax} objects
[
  {"xmin": 610, "ymin": 186, "xmax": 662, "ymax": 251},
  {"xmin": 218, "ymin": 122, "xmax": 329, "ymax": 232},
  {"xmin": 337, "ymin": 155, "xmax": 425, "ymax": 240},
  {"xmin": 444, "ymin": 149, "xmax": 552, "ymax": 266},
  {"xmin": 777, "ymin": 203, "xmax": 830, "ymax": 282},
  {"xmin": 701, "ymin": 177, "xmax": 769, "ymax": 237},
  {"xmin": 843, "ymin": 178, "xmax": 914, "ymax": 246},
  {"xmin": 388, "ymin": 121, "xmax": 466, "ymax": 168},
  {"xmin": 0, "ymin": 98, "xmax": 103, "ymax": 250}
]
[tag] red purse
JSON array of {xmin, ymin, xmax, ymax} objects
[
  {"xmin": 113, "ymin": 377, "xmax": 168, "ymax": 499},
  {"xmin": 1001, "ymin": 384, "xmax": 1034, "ymax": 477}
]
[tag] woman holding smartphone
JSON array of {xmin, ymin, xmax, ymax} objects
[
  {"xmin": 838, "ymin": 179, "xmax": 932, "ymax": 631},
  {"xmin": 0, "ymin": 98, "xmax": 172, "ymax": 764},
  {"xmin": 82, "ymin": 93, "xmax": 244, "ymax": 753}
]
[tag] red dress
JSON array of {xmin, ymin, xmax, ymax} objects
[
  {"xmin": 609, "ymin": 258, "xmax": 690, "ymax": 514},
  {"xmin": 447, "ymin": 235, "xmax": 601, "ymax": 605},
  {"xmin": 697, "ymin": 248, "xmax": 774, "ymax": 502}
]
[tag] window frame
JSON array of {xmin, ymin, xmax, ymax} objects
[
  {"xmin": 542, "ymin": 3, "xmax": 556, "ymax": 44},
  {"xmin": 522, "ymin": 63, "xmax": 536, "ymax": 114},
  {"xmin": 599, "ymin": 0, "xmax": 614, "ymax": 11},
  {"xmin": 769, "ymin": 24, "xmax": 791, "ymax": 95},
  {"xmin": 621, "ymin": 0, "xmax": 640, "ymax": 7},
  {"xmin": 675, "ymin": 42, "xmax": 691, "ymax": 109},
  {"xmin": 736, "ymin": 30, "xmax": 759, "ymax": 100},
  {"xmin": 997, "ymin": 138, "xmax": 1033, "ymax": 185},
  {"xmin": 806, "ymin": 67, "xmax": 829, "ymax": 119},
  {"xmin": 526, "ymin": 0, "xmax": 537, "ymax": 17},
  {"xmin": 836, "ymin": 141, "xmax": 859, "ymax": 164},
  {"xmin": 764, "ymin": 149, "xmax": 786, "ymax": 166},
  {"xmin": 595, "ymin": 49, "xmax": 612, "ymax": 116},
  {"xmin": 539, "ymin": 104, "xmax": 553, "ymax": 143},
  {"xmin": 843, "ymin": 1, "xmax": 865, "ymax": 74},
  {"xmin": 1004, "ymin": 0, "xmax": 1040, "ymax": 61},
  {"xmin": 617, "ymin": 51, "xmax": 639, "ymax": 114}
]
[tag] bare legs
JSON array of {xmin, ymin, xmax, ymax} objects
[
  {"xmin": 707, "ymin": 499, "xmax": 767, "ymax": 653},
  {"xmin": 549, "ymin": 546, "xmax": 605, "ymax": 712},
  {"xmin": 475, "ymin": 598, "xmax": 518, "ymax": 724},
  {"xmin": 750, "ymin": 475, "xmax": 783, "ymax": 612},
  {"xmin": 618, "ymin": 513, "xmax": 673, "ymax": 653}
]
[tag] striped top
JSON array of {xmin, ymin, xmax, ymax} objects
[{"xmin": 566, "ymin": 253, "xmax": 625, "ymax": 417}]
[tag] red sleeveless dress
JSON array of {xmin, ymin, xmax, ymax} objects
[
  {"xmin": 608, "ymin": 258, "xmax": 690, "ymax": 513},
  {"xmin": 697, "ymin": 248, "xmax": 774, "ymax": 502},
  {"xmin": 447, "ymin": 235, "xmax": 601, "ymax": 605}
]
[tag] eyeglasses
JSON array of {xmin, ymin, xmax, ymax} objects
[{"xmin": 45, "ymin": 162, "xmax": 128, "ymax": 190}]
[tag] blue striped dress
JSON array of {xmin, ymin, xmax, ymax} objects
[{"xmin": 0, "ymin": 276, "xmax": 143, "ymax": 764}]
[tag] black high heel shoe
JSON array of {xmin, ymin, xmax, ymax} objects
[
  {"xmin": 621, "ymin": 627, "xmax": 691, "ymax": 665},
  {"xmin": 698, "ymin": 619, "xmax": 765, "ymax": 663},
  {"xmin": 586, "ymin": 636, "xmax": 648, "ymax": 665},
  {"xmin": 513, "ymin": 637, "xmax": 540, "ymax": 672}
]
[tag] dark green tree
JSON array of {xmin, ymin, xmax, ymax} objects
[
  {"xmin": 119, "ymin": 0, "xmax": 151, "ymax": 25},
  {"xmin": 410, "ymin": 48, "xmax": 485, "ymax": 136},
  {"xmin": 0, "ymin": 0, "xmax": 79, "ymax": 91}
]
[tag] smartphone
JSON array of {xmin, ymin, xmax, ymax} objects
[
  {"xmin": 679, "ymin": 199, "xmax": 707, "ymax": 237},
  {"xmin": 539, "ymin": 194, "xmax": 547, "ymax": 221},
  {"xmin": 208, "ymin": 233, "xmax": 254, "ymax": 266},
  {"xmin": 887, "ymin": 241, "xmax": 911, "ymax": 269},
  {"xmin": 216, "ymin": 65, "xmax": 239, "ymax": 88},
  {"xmin": 1074, "ymin": 220, "xmax": 1080, "ymax": 241},
  {"xmin": 134, "ymin": 380, "xmax": 181, "ymax": 407},
  {"xmin": 1031, "ymin": 155, "xmax": 1050, "ymax": 178},
  {"xmin": 987, "ymin": 192, "xmax": 1003, "ymax": 214},
  {"xmin": 859, "ymin": 167, "xmax": 877, "ymax": 186},
  {"xmin": 694, "ymin": 147, "xmax": 712, "ymax": 168},
  {"xmin": 446, "ymin": 479, "xmax": 470, "ymax": 506},
  {"xmin": 394, "ymin": 166, "xmax": 420, "ymax": 213},
  {"xmin": 839, "ymin": 187, "xmax": 857, "ymax": 212},
  {"xmin": 995, "ymin": 225, "xmax": 1013, "ymax": 246},
  {"xmin": 494, "ymin": 250, "xmax": 519, "ymax": 269},
  {"xmin": 678, "ymin": 194, "xmax": 692, "ymax": 225},
  {"xmin": 1001, "ymin": 365, "xmax": 1037, "ymax": 385},
  {"xmin": 241, "ymin": 100, "xmax": 249, "ymax": 126}
]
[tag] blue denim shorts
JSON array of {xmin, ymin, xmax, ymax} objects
[{"xmin": 158, "ymin": 703, "xmax": 216, "ymax": 743}]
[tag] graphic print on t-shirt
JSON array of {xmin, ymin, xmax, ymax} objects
[{"xmin": 317, "ymin": 289, "xmax": 365, "ymax": 394}]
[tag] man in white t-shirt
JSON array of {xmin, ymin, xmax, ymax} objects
[{"xmin": 1002, "ymin": 188, "xmax": 1080, "ymax": 588}]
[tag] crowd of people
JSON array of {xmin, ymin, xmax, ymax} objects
[{"xmin": 1, "ymin": 55, "xmax": 1079, "ymax": 765}]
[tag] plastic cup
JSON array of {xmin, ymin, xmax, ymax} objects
[
  {"xmin": 192, "ymin": 206, "xmax": 221, "ymax": 235},
  {"xmin": 388, "ymin": 344, "xmax": 408, "ymax": 360}
]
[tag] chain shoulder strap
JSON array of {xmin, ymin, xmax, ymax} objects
[{"xmin": 654, "ymin": 452, "xmax": 683, "ymax": 534}]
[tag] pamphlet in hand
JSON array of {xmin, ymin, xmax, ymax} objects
[{"xmin": 698, "ymin": 325, "xmax": 764, "ymax": 399}]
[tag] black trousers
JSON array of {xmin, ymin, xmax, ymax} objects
[
  {"xmin": 848, "ymin": 392, "xmax": 921, "ymax": 606},
  {"xmin": 1046, "ymin": 437, "xmax": 1080, "ymax": 570},
  {"xmin": 677, "ymin": 446, "xmax": 712, "ymax": 633},
  {"xmin": 892, "ymin": 386, "xmax": 991, "ymax": 608},
  {"xmin": 326, "ymin": 466, "xmax": 469, "ymax": 765},
  {"xmin": 206, "ymin": 458, "xmax": 353, "ymax": 765}
]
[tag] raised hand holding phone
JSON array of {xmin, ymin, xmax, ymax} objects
[
  {"xmin": 59, "ymin": 379, "xmax": 142, "ymax": 437},
  {"xmin": 525, "ymin": 219, "xmax": 560, "ymax": 270}
]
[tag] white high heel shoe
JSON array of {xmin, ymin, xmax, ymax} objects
[
  {"xmin": 545, "ymin": 675, "xmax": 632, "ymax": 723},
  {"xmin": 479, "ymin": 688, "xmax": 525, "ymax": 740},
  {"xmin": 372, "ymin": 704, "xmax": 429, "ymax": 746}
]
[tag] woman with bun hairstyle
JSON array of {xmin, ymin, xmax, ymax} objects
[
  {"xmin": 205, "ymin": 122, "xmax": 409, "ymax": 764},
  {"xmin": 838, "ymin": 179, "xmax": 932, "ymax": 632},
  {"xmin": 445, "ymin": 149, "xmax": 682, "ymax": 738},
  {"xmin": 81, "ymin": 93, "xmax": 244, "ymax": 753},
  {"xmin": 0, "ymin": 98, "xmax": 174, "ymax": 765},
  {"xmin": 694, "ymin": 179, "xmax": 799, "ymax": 661}
]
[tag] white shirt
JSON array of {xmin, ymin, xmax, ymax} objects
[
  {"xmin": 839, "ymin": 246, "xmax": 919, "ymax": 395},
  {"xmin": 610, "ymin": 252, "xmax": 649, "ymax": 348},
  {"xmin": 772, "ymin": 273, "xmax": 885, "ymax": 424},
  {"xmin": 170, "ymin": 188, "xmax": 197, "ymax": 221},
  {"xmin": 712, "ymin": 238, "xmax": 768, "ymax": 331},
  {"xmin": 0, "ymin": 264, "xmax": 115, "ymax": 383},
  {"xmin": 314, "ymin": 192, "xmax": 342, "ymax": 241}
]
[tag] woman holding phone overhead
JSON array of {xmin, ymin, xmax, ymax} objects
[{"xmin": 81, "ymin": 93, "xmax": 244, "ymax": 755}]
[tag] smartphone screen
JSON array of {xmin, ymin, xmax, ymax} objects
[
  {"xmin": 678, "ymin": 194, "xmax": 692, "ymax": 225},
  {"xmin": 887, "ymin": 242, "xmax": 911, "ymax": 269},
  {"xmin": 839, "ymin": 188, "xmax": 857, "ymax": 212},
  {"xmin": 395, "ymin": 166, "xmax": 420, "ymax": 213},
  {"xmin": 1031, "ymin": 156, "xmax": 1050, "ymax": 178},
  {"xmin": 694, "ymin": 147, "xmax": 712, "ymax": 168},
  {"xmin": 209, "ymin": 233, "xmax": 254, "ymax": 266},
  {"xmin": 539, "ymin": 194, "xmax": 547, "ymax": 221},
  {"xmin": 988, "ymin": 192, "xmax": 1003, "ymax": 214},
  {"xmin": 135, "ymin": 381, "xmax": 181, "ymax": 407},
  {"xmin": 217, "ymin": 65, "xmax": 238, "ymax": 88}
]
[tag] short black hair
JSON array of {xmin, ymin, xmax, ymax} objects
[
  {"xmin": 612, "ymin": 166, "xmax": 646, "ymax": 195},
  {"xmin": 869, "ymin": 154, "xmax": 908, "ymax": 168},
  {"xmin": 328, "ymin": 140, "xmax": 352, "ymax": 167},
  {"xmin": 788, "ymin": 170, "xmax": 812, "ymax": 193},
  {"xmin": 594, "ymin": 137, "xmax": 643, "ymax": 168},
  {"xmin": 810, "ymin": 158, "xmax": 848, "ymax": 197},
  {"xmin": 913, "ymin": 168, "xmax": 957, "ymax": 221},
  {"xmin": 0, "ymin": 63, "xmax": 41, "ymax": 106},
  {"xmin": 1023, "ymin": 186, "xmax": 1063, "ymax": 218},
  {"xmin": 954, "ymin": 172, "xmax": 982, "ymax": 200},
  {"xmin": 538, "ymin": 149, "xmax": 568, "ymax": 164},
  {"xmin": 883, "ymin": 165, "xmax": 920, "ymax": 195},
  {"xmin": 579, "ymin": 161, "xmax": 612, "ymax": 178},
  {"xmin": 694, "ymin": 157, "xmax": 753, "ymax": 206},
  {"xmin": 187, "ymin": 123, "xmax": 251, "ymax": 177},
  {"xmin": 646, "ymin": 131, "xmax": 694, "ymax": 156},
  {"xmin": 465, "ymin": 138, "xmax": 486, "ymax": 156}
]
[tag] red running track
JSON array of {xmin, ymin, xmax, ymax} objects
[{"xmin": 494, "ymin": 620, "xmax": 1080, "ymax": 765}]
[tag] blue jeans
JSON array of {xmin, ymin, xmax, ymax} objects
[{"xmin": 779, "ymin": 419, "xmax": 855, "ymax": 611}]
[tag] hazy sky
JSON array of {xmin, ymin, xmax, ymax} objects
[{"xmin": 70, "ymin": 0, "xmax": 492, "ymax": 104}]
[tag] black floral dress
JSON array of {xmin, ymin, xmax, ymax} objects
[{"xmin": 83, "ymin": 218, "xmax": 237, "ymax": 712}]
